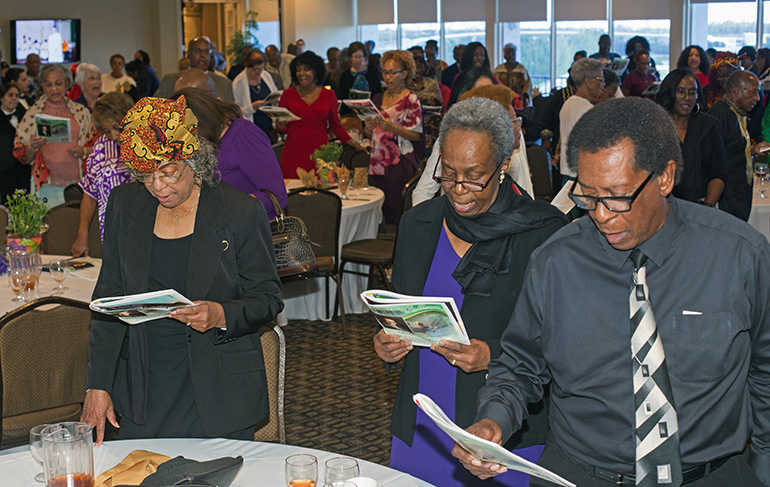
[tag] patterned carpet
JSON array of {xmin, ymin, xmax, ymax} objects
[{"xmin": 282, "ymin": 312, "xmax": 400, "ymax": 466}]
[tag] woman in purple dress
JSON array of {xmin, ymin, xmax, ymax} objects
[
  {"xmin": 373, "ymin": 98, "xmax": 566, "ymax": 487},
  {"xmin": 171, "ymin": 88, "xmax": 287, "ymax": 219},
  {"xmin": 71, "ymin": 92, "xmax": 134, "ymax": 256}
]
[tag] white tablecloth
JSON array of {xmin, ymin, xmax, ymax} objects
[
  {"xmin": 0, "ymin": 256, "xmax": 99, "ymax": 317},
  {"xmin": 748, "ymin": 175, "xmax": 770, "ymax": 241},
  {"xmin": 0, "ymin": 438, "xmax": 432, "ymax": 487},
  {"xmin": 280, "ymin": 182, "xmax": 385, "ymax": 321}
]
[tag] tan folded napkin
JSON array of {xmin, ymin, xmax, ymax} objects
[{"xmin": 95, "ymin": 449, "xmax": 172, "ymax": 487}]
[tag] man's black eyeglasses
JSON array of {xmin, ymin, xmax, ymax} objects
[
  {"xmin": 432, "ymin": 153, "xmax": 504, "ymax": 192},
  {"xmin": 568, "ymin": 172, "xmax": 654, "ymax": 212}
]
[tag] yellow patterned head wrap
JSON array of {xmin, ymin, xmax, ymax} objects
[{"xmin": 119, "ymin": 96, "xmax": 200, "ymax": 173}]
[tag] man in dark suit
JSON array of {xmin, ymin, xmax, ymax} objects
[
  {"xmin": 154, "ymin": 37, "xmax": 234, "ymax": 102},
  {"xmin": 441, "ymin": 44, "xmax": 465, "ymax": 89},
  {"xmin": 709, "ymin": 70, "xmax": 770, "ymax": 221}
]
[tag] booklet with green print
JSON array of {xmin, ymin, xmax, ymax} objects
[{"xmin": 360, "ymin": 289, "xmax": 470, "ymax": 346}]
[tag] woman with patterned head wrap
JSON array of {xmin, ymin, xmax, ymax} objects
[
  {"xmin": 704, "ymin": 51, "xmax": 739, "ymax": 109},
  {"xmin": 80, "ymin": 95, "xmax": 283, "ymax": 445}
]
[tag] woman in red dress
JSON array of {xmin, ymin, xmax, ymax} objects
[{"xmin": 277, "ymin": 51, "xmax": 363, "ymax": 179}]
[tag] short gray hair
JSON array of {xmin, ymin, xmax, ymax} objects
[
  {"xmin": 439, "ymin": 97, "xmax": 514, "ymax": 164},
  {"xmin": 571, "ymin": 58, "xmax": 604, "ymax": 87},
  {"xmin": 74, "ymin": 63, "xmax": 100, "ymax": 87},
  {"xmin": 38, "ymin": 64, "xmax": 73, "ymax": 91}
]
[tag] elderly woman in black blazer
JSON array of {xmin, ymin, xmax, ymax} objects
[{"xmin": 81, "ymin": 95, "xmax": 283, "ymax": 444}]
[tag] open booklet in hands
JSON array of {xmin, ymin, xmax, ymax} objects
[
  {"xmin": 360, "ymin": 290, "xmax": 470, "ymax": 346},
  {"xmin": 90, "ymin": 289, "xmax": 195, "ymax": 325},
  {"xmin": 413, "ymin": 394, "xmax": 576, "ymax": 487}
]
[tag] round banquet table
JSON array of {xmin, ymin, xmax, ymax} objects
[
  {"xmin": 0, "ymin": 256, "xmax": 100, "ymax": 318},
  {"xmin": 280, "ymin": 181, "xmax": 385, "ymax": 321},
  {"xmin": 0, "ymin": 438, "xmax": 433, "ymax": 487}
]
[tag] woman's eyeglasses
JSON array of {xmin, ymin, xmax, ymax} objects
[
  {"xmin": 675, "ymin": 88, "xmax": 698, "ymax": 99},
  {"xmin": 432, "ymin": 153, "xmax": 504, "ymax": 192},
  {"xmin": 135, "ymin": 165, "xmax": 185, "ymax": 185}
]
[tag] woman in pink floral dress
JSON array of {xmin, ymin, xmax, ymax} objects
[{"xmin": 365, "ymin": 50, "xmax": 423, "ymax": 225}]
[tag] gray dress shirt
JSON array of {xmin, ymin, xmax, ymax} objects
[{"xmin": 476, "ymin": 197, "xmax": 770, "ymax": 483}]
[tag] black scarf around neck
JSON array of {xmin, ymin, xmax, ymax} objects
[{"xmin": 444, "ymin": 174, "xmax": 566, "ymax": 297}]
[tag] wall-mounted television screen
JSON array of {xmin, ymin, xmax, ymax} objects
[{"xmin": 10, "ymin": 19, "xmax": 81, "ymax": 64}]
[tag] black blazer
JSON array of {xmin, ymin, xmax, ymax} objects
[
  {"xmin": 389, "ymin": 195, "xmax": 565, "ymax": 449},
  {"xmin": 0, "ymin": 105, "xmax": 25, "ymax": 171},
  {"xmin": 709, "ymin": 100, "xmax": 752, "ymax": 221},
  {"xmin": 86, "ymin": 181, "xmax": 284, "ymax": 437}
]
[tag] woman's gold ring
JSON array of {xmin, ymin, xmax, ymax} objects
[{"xmin": 452, "ymin": 359, "xmax": 456, "ymax": 366}]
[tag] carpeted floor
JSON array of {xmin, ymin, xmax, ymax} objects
[{"xmin": 282, "ymin": 312, "xmax": 400, "ymax": 466}]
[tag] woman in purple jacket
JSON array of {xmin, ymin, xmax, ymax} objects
[{"xmin": 171, "ymin": 87, "xmax": 287, "ymax": 218}]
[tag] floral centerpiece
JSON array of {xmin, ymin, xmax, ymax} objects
[
  {"xmin": 5, "ymin": 189, "xmax": 49, "ymax": 253},
  {"xmin": 312, "ymin": 141, "xmax": 343, "ymax": 185}
]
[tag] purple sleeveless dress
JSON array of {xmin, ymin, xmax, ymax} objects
[{"xmin": 389, "ymin": 226, "xmax": 543, "ymax": 486}]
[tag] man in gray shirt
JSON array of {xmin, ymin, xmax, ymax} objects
[{"xmin": 453, "ymin": 97, "xmax": 770, "ymax": 486}]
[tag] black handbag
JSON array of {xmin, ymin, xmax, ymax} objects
[
  {"xmin": 263, "ymin": 190, "xmax": 318, "ymax": 277},
  {"xmin": 139, "ymin": 455, "xmax": 243, "ymax": 487}
]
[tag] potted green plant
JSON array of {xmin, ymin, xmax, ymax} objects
[
  {"xmin": 5, "ymin": 189, "xmax": 49, "ymax": 253},
  {"xmin": 226, "ymin": 11, "xmax": 260, "ymax": 66},
  {"xmin": 312, "ymin": 141, "xmax": 344, "ymax": 185}
]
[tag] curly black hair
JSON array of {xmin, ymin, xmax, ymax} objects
[
  {"xmin": 290, "ymin": 50, "xmax": 327, "ymax": 86},
  {"xmin": 625, "ymin": 36, "xmax": 651, "ymax": 57},
  {"xmin": 676, "ymin": 45, "xmax": 710, "ymax": 74},
  {"xmin": 566, "ymin": 97, "xmax": 682, "ymax": 184}
]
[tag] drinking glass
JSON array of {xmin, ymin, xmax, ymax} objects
[
  {"xmin": 8, "ymin": 250, "xmax": 42, "ymax": 302},
  {"xmin": 49, "ymin": 260, "xmax": 69, "ymax": 290},
  {"xmin": 756, "ymin": 162, "xmax": 769, "ymax": 198},
  {"xmin": 30, "ymin": 424, "xmax": 47, "ymax": 482},
  {"xmin": 7, "ymin": 268, "xmax": 23, "ymax": 302},
  {"xmin": 338, "ymin": 177, "xmax": 351, "ymax": 200},
  {"xmin": 323, "ymin": 482, "xmax": 356, "ymax": 487},
  {"xmin": 325, "ymin": 457, "xmax": 359, "ymax": 483},
  {"xmin": 285, "ymin": 454, "xmax": 318, "ymax": 487}
]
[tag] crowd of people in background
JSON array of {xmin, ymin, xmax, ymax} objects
[{"xmin": 1, "ymin": 32, "xmax": 769, "ymax": 234}]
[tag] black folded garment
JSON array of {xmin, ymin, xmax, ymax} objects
[{"xmin": 138, "ymin": 455, "xmax": 244, "ymax": 487}]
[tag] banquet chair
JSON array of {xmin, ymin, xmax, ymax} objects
[
  {"xmin": 0, "ymin": 205, "xmax": 8, "ymax": 234},
  {"xmin": 527, "ymin": 145, "xmax": 553, "ymax": 202},
  {"xmin": 253, "ymin": 322, "xmax": 286, "ymax": 444},
  {"xmin": 64, "ymin": 183, "xmax": 84, "ymax": 203},
  {"xmin": 42, "ymin": 201, "xmax": 80, "ymax": 255},
  {"xmin": 0, "ymin": 297, "xmax": 91, "ymax": 449},
  {"xmin": 273, "ymin": 142, "xmax": 284, "ymax": 162},
  {"xmin": 336, "ymin": 175, "xmax": 419, "ymax": 298},
  {"xmin": 284, "ymin": 188, "xmax": 348, "ymax": 337}
]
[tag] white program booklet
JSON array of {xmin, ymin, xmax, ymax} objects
[{"xmin": 413, "ymin": 394, "xmax": 576, "ymax": 487}]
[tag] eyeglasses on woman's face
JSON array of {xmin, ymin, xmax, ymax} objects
[
  {"xmin": 675, "ymin": 88, "xmax": 698, "ymax": 99},
  {"xmin": 432, "ymin": 153, "xmax": 504, "ymax": 192},
  {"xmin": 135, "ymin": 163, "xmax": 187, "ymax": 185}
]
